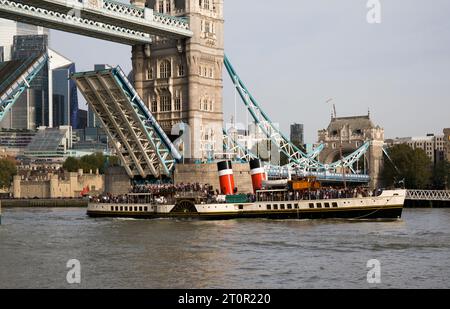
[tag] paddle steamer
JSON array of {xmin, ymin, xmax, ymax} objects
[{"xmin": 87, "ymin": 160, "xmax": 406, "ymax": 221}]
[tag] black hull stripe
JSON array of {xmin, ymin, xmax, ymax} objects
[{"xmin": 87, "ymin": 206, "xmax": 403, "ymax": 220}]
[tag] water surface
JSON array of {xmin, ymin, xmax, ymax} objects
[{"xmin": 0, "ymin": 208, "xmax": 449, "ymax": 288}]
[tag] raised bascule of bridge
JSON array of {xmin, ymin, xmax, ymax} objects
[
  {"xmin": 1, "ymin": 0, "xmax": 381, "ymax": 187},
  {"xmin": 0, "ymin": 53, "xmax": 49, "ymax": 121}
]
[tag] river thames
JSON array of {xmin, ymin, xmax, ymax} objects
[{"xmin": 0, "ymin": 207, "xmax": 449, "ymax": 288}]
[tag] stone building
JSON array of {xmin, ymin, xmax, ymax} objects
[
  {"xmin": 131, "ymin": 0, "xmax": 224, "ymax": 160},
  {"xmin": 444, "ymin": 128, "xmax": 450, "ymax": 162},
  {"xmin": 12, "ymin": 169, "xmax": 104, "ymax": 198},
  {"xmin": 386, "ymin": 134, "xmax": 446, "ymax": 165},
  {"xmin": 317, "ymin": 115, "xmax": 384, "ymax": 189},
  {"xmin": 104, "ymin": 166, "xmax": 132, "ymax": 195}
]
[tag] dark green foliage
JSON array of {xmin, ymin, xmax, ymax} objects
[
  {"xmin": 63, "ymin": 153, "xmax": 120, "ymax": 174},
  {"xmin": 382, "ymin": 144, "xmax": 432, "ymax": 189},
  {"xmin": 432, "ymin": 160, "xmax": 450, "ymax": 190},
  {"xmin": 0, "ymin": 157, "xmax": 17, "ymax": 188},
  {"xmin": 62, "ymin": 156, "xmax": 79, "ymax": 173}
]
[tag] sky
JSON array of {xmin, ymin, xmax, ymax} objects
[{"xmin": 49, "ymin": 0, "xmax": 450, "ymax": 143}]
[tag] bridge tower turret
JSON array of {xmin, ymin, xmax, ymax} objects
[
  {"xmin": 131, "ymin": 0, "xmax": 224, "ymax": 161},
  {"xmin": 318, "ymin": 114, "xmax": 384, "ymax": 189}
]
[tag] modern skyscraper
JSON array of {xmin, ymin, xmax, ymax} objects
[
  {"xmin": 87, "ymin": 106, "xmax": 100, "ymax": 128},
  {"xmin": 77, "ymin": 110, "xmax": 87, "ymax": 129},
  {"xmin": 290, "ymin": 123, "xmax": 304, "ymax": 147},
  {"xmin": 131, "ymin": 0, "xmax": 224, "ymax": 160},
  {"xmin": 12, "ymin": 34, "xmax": 50, "ymax": 128},
  {"xmin": 0, "ymin": 57, "xmax": 40, "ymax": 130},
  {"xmin": 0, "ymin": 22, "xmax": 79, "ymax": 130},
  {"xmin": 50, "ymin": 49, "xmax": 79, "ymax": 128},
  {"xmin": 0, "ymin": 18, "xmax": 49, "ymax": 62}
]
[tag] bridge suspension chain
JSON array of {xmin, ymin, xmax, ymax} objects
[
  {"xmin": 224, "ymin": 55, "xmax": 322, "ymax": 171},
  {"xmin": 223, "ymin": 55, "xmax": 371, "ymax": 177}
]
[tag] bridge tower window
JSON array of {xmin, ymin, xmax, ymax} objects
[
  {"xmin": 155, "ymin": 0, "xmax": 174, "ymax": 13},
  {"xmin": 151, "ymin": 97, "xmax": 158, "ymax": 113},
  {"xmin": 160, "ymin": 93, "xmax": 172, "ymax": 112},
  {"xmin": 147, "ymin": 67, "xmax": 154, "ymax": 80},
  {"xmin": 174, "ymin": 90, "xmax": 182, "ymax": 111},
  {"xmin": 178, "ymin": 64, "xmax": 185, "ymax": 77},
  {"xmin": 160, "ymin": 60, "xmax": 171, "ymax": 78}
]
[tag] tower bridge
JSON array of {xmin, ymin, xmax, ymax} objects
[
  {"xmin": 318, "ymin": 115, "xmax": 385, "ymax": 188},
  {"xmin": 1, "ymin": 0, "xmax": 376, "ymax": 186}
]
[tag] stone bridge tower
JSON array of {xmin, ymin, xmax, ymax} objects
[
  {"xmin": 317, "ymin": 114, "xmax": 384, "ymax": 189},
  {"xmin": 131, "ymin": 0, "xmax": 224, "ymax": 160}
]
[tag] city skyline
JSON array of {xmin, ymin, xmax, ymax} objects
[{"xmin": 47, "ymin": 0, "xmax": 450, "ymax": 143}]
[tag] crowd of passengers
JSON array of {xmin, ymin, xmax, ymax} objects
[
  {"xmin": 131, "ymin": 183, "xmax": 217, "ymax": 196},
  {"xmin": 89, "ymin": 183, "xmax": 382, "ymax": 205},
  {"xmin": 256, "ymin": 187, "xmax": 382, "ymax": 202},
  {"xmin": 90, "ymin": 183, "xmax": 219, "ymax": 204}
]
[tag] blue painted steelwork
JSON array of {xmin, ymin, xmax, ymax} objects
[
  {"xmin": 224, "ymin": 55, "xmax": 371, "ymax": 182},
  {"xmin": 112, "ymin": 67, "xmax": 182, "ymax": 163},
  {"xmin": 0, "ymin": 0, "xmax": 192, "ymax": 45},
  {"xmin": 72, "ymin": 66, "xmax": 181, "ymax": 178},
  {"xmin": 223, "ymin": 128, "xmax": 324, "ymax": 164},
  {"xmin": 224, "ymin": 55, "xmax": 319, "ymax": 170},
  {"xmin": 323, "ymin": 141, "xmax": 370, "ymax": 174},
  {"xmin": 222, "ymin": 128, "xmax": 258, "ymax": 162},
  {"xmin": 221, "ymin": 128, "xmax": 370, "ymax": 182},
  {"xmin": 307, "ymin": 144, "xmax": 324, "ymax": 160},
  {"xmin": 265, "ymin": 166, "xmax": 370, "ymax": 183},
  {"xmin": 0, "ymin": 53, "xmax": 48, "ymax": 122}
]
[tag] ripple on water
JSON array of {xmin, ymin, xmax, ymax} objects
[{"xmin": 0, "ymin": 208, "xmax": 450, "ymax": 288}]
